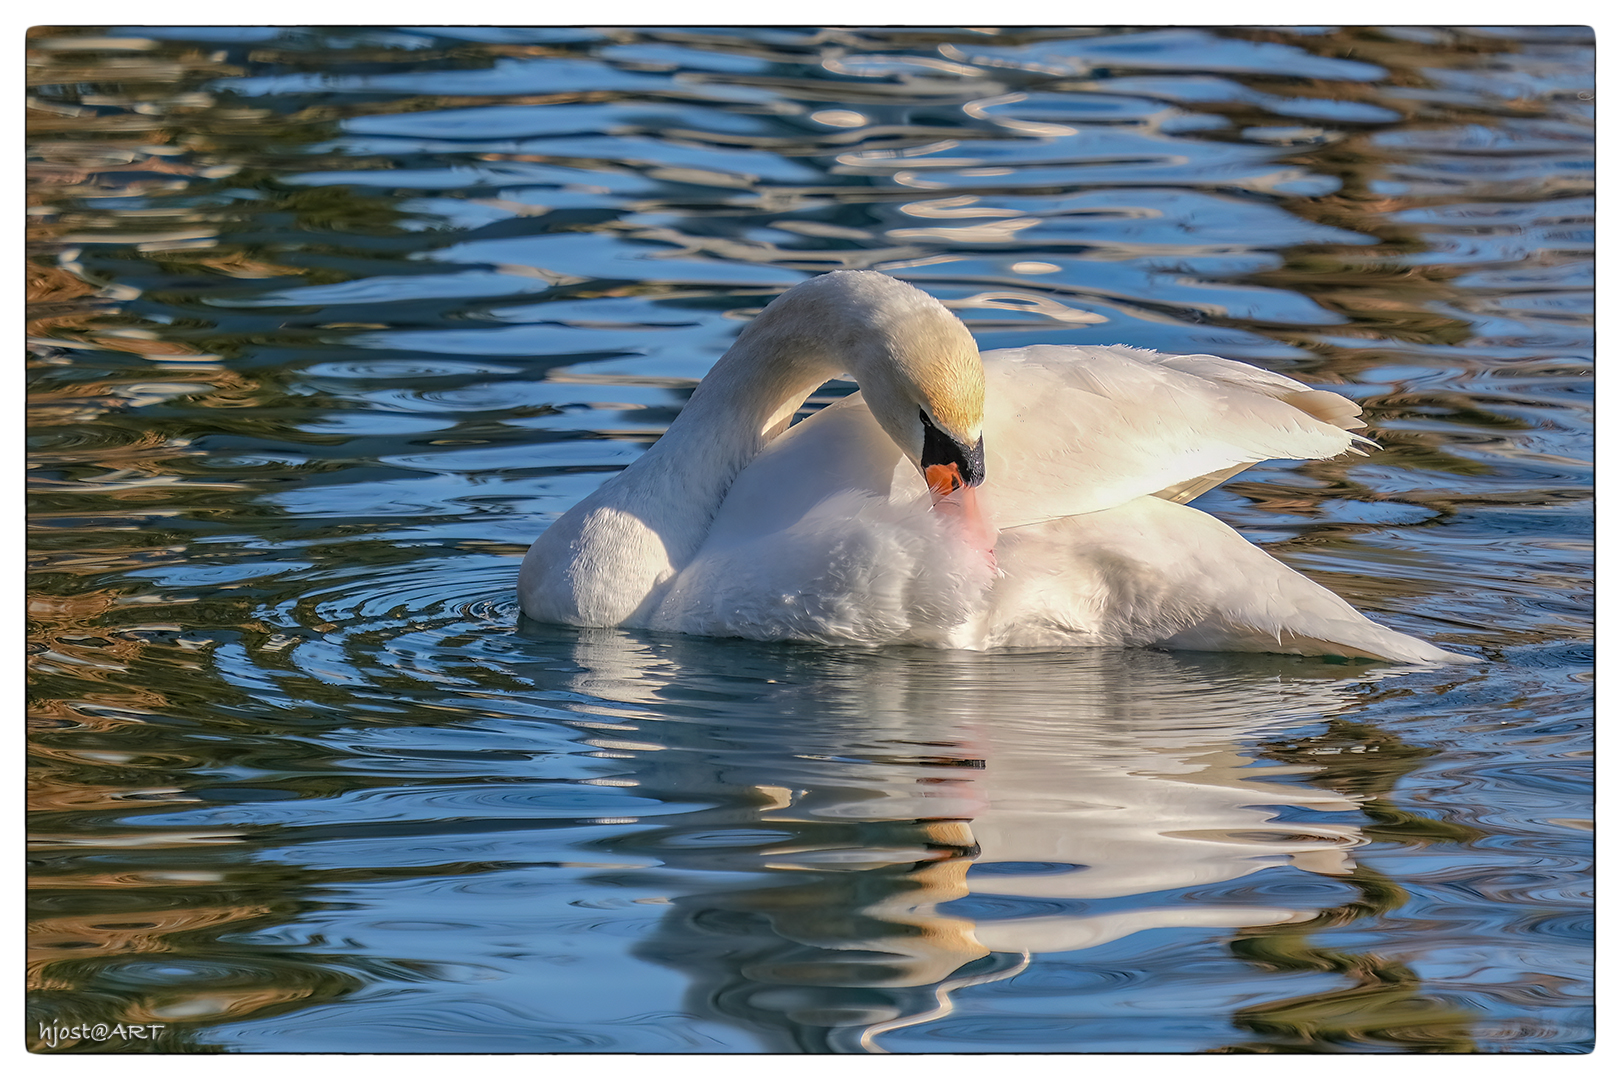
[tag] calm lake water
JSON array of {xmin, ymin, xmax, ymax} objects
[{"xmin": 26, "ymin": 26, "xmax": 1592, "ymax": 1054}]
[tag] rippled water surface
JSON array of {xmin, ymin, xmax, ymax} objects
[{"xmin": 26, "ymin": 26, "xmax": 1593, "ymax": 1053}]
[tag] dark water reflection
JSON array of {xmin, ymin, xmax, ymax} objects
[{"xmin": 27, "ymin": 25, "xmax": 1590, "ymax": 1052}]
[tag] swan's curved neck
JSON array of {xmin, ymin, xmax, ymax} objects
[
  {"xmin": 620, "ymin": 273, "xmax": 975, "ymax": 562},
  {"xmin": 627, "ymin": 313, "xmax": 845, "ymax": 529},
  {"xmin": 678, "ymin": 321, "xmax": 843, "ymax": 453}
]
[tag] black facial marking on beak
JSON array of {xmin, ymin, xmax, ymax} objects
[{"xmin": 920, "ymin": 409, "xmax": 986, "ymax": 487}]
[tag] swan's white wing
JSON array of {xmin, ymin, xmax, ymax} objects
[
  {"xmin": 981, "ymin": 345, "xmax": 1372, "ymax": 529},
  {"xmin": 1148, "ymin": 350, "xmax": 1371, "ymax": 434}
]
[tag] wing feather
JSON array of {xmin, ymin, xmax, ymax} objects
[{"xmin": 981, "ymin": 345, "xmax": 1372, "ymax": 528}]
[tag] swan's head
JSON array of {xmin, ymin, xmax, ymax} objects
[
  {"xmin": 773, "ymin": 272, "xmax": 987, "ymax": 497},
  {"xmin": 867, "ymin": 320, "xmax": 987, "ymax": 500}
]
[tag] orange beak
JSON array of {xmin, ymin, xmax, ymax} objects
[{"xmin": 924, "ymin": 462, "xmax": 965, "ymax": 501}]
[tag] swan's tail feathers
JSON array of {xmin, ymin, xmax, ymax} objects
[
  {"xmin": 1158, "ymin": 608, "xmax": 1475, "ymax": 665},
  {"xmin": 989, "ymin": 497, "xmax": 1472, "ymax": 663},
  {"xmin": 1149, "ymin": 510, "xmax": 1471, "ymax": 663},
  {"xmin": 1148, "ymin": 505, "xmax": 1471, "ymax": 663}
]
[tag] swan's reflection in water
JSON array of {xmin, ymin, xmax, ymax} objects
[{"xmin": 534, "ymin": 629, "xmax": 1395, "ymax": 1052}]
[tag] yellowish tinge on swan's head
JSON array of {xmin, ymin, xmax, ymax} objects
[
  {"xmin": 819, "ymin": 271, "xmax": 985, "ymax": 442},
  {"xmin": 753, "ymin": 271, "xmax": 986, "ymax": 455},
  {"xmin": 898, "ymin": 312, "xmax": 985, "ymax": 441}
]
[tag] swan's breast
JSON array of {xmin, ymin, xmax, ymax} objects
[
  {"xmin": 699, "ymin": 393, "xmax": 914, "ymax": 550},
  {"xmin": 518, "ymin": 502, "xmax": 677, "ymax": 626}
]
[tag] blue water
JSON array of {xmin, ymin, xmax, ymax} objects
[{"xmin": 26, "ymin": 25, "xmax": 1591, "ymax": 1053}]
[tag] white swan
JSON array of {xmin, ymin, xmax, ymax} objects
[{"xmin": 519, "ymin": 271, "xmax": 1466, "ymax": 663}]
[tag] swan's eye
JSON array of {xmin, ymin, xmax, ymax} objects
[{"xmin": 919, "ymin": 409, "xmax": 985, "ymax": 488}]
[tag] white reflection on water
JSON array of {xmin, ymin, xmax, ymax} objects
[{"xmin": 535, "ymin": 630, "xmax": 1397, "ymax": 1050}]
